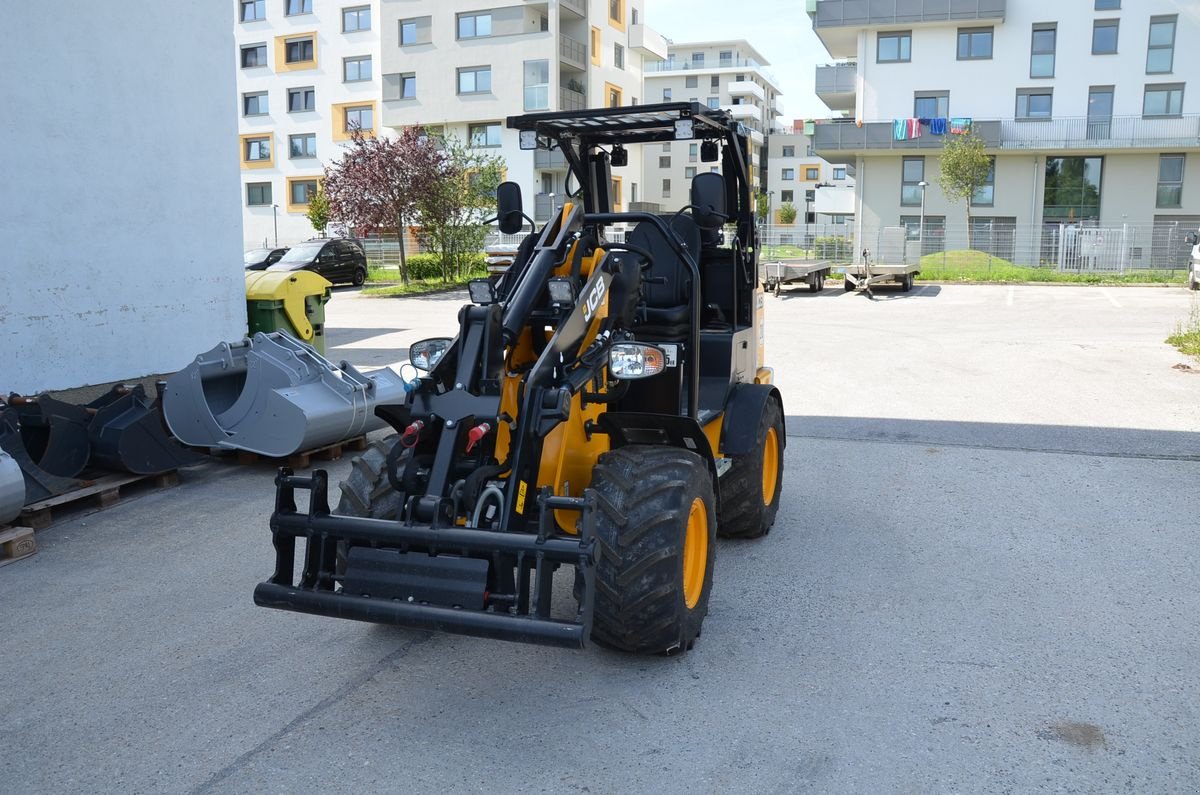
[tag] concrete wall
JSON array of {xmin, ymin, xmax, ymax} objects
[{"xmin": 0, "ymin": 3, "xmax": 245, "ymax": 394}]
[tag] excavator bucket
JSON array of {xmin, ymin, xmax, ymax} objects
[
  {"xmin": 0, "ymin": 404, "xmax": 86, "ymax": 504},
  {"xmin": 0, "ymin": 449, "xmax": 25, "ymax": 524},
  {"xmin": 163, "ymin": 332, "xmax": 407, "ymax": 458},
  {"xmin": 88, "ymin": 385, "xmax": 205, "ymax": 475},
  {"xmin": 7, "ymin": 395, "xmax": 92, "ymax": 478}
]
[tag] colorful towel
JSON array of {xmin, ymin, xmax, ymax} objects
[
  {"xmin": 929, "ymin": 117, "xmax": 948, "ymax": 135},
  {"xmin": 950, "ymin": 117, "xmax": 973, "ymax": 134},
  {"xmin": 907, "ymin": 118, "xmax": 922, "ymax": 139},
  {"xmin": 894, "ymin": 119, "xmax": 908, "ymax": 141}
]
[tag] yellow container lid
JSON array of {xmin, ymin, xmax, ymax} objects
[{"xmin": 244, "ymin": 270, "xmax": 332, "ymax": 342}]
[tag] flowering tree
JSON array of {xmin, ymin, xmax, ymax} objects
[
  {"xmin": 323, "ymin": 128, "xmax": 442, "ymax": 285},
  {"xmin": 417, "ymin": 136, "xmax": 506, "ymax": 282}
]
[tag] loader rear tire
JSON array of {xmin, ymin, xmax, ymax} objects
[
  {"xmin": 334, "ymin": 434, "xmax": 403, "ymax": 575},
  {"xmin": 588, "ymin": 446, "xmax": 716, "ymax": 655},
  {"xmin": 716, "ymin": 396, "xmax": 784, "ymax": 539}
]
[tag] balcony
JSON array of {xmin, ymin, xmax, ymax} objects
[
  {"xmin": 559, "ymin": 86, "xmax": 585, "ymax": 111},
  {"xmin": 808, "ymin": 0, "xmax": 1007, "ymax": 58},
  {"xmin": 728, "ymin": 81, "xmax": 765, "ymax": 102},
  {"xmin": 559, "ymin": 33, "xmax": 586, "ymax": 71},
  {"xmin": 645, "ymin": 57, "xmax": 779, "ymax": 89},
  {"xmin": 812, "ymin": 119, "xmax": 1002, "ymax": 163},
  {"xmin": 629, "ymin": 23, "xmax": 668, "ymax": 60},
  {"xmin": 815, "ymin": 62, "xmax": 856, "ymax": 112},
  {"xmin": 559, "ymin": 0, "xmax": 585, "ymax": 17},
  {"xmin": 534, "ymin": 148, "xmax": 568, "ymax": 170},
  {"xmin": 721, "ymin": 104, "xmax": 760, "ymax": 121}
]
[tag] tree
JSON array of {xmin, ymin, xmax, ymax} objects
[
  {"xmin": 416, "ymin": 136, "xmax": 506, "ymax": 282},
  {"xmin": 754, "ymin": 192, "xmax": 770, "ymax": 222},
  {"xmin": 778, "ymin": 203, "xmax": 798, "ymax": 225},
  {"xmin": 305, "ymin": 188, "xmax": 331, "ymax": 236},
  {"xmin": 937, "ymin": 130, "xmax": 993, "ymax": 235},
  {"xmin": 322, "ymin": 128, "xmax": 441, "ymax": 285}
]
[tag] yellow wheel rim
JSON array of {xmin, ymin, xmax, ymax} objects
[
  {"xmin": 762, "ymin": 427, "xmax": 780, "ymax": 505},
  {"xmin": 682, "ymin": 497, "xmax": 708, "ymax": 609}
]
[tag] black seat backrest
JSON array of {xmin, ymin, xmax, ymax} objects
[
  {"xmin": 627, "ymin": 214, "xmax": 701, "ymax": 310},
  {"xmin": 691, "ymin": 172, "xmax": 727, "ymax": 248}
]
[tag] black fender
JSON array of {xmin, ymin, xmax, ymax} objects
[
  {"xmin": 719, "ymin": 383, "xmax": 784, "ymax": 456},
  {"xmin": 596, "ymin": 411, "xmax": 720, "ymax": 511}
]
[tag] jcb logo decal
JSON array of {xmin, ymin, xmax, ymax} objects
[{"xmin": 582, "ymin": 279, "xmax": 606, "ymax": 322}]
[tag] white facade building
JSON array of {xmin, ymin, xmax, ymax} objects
[
  {"xmin": 378, "ymin": 0, "xmax": 667, "ymax": 222},
  {"xmin": 235, "ymin": 0, "xmax": 383, "ymax": 248},
  {"xmin": 766, "ymin": 128, "xmax": 855, "ymax": 225},
  {"xmin": 643, "ymin": 40, "xmax": 783, "ymax": 209},
  {"xmin": 810, "ymin": 0, "xmax": 1200, "ymax": 268},
  {"xmin": 1, "ymin": 2, "xmax": 245, "ymax": 393}
]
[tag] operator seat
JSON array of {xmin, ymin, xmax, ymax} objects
[
  {"xmin": 691, "ymin": 172, "xmax": 727, "ymax": 248},
  {"xmin": 629, "ymin": 213, "xmax": 701, "ymax": 340}
]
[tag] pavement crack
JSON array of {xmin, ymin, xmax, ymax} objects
[{"xmin": 189, "ymin": 633, "xmax": 431, "ymax": 794}]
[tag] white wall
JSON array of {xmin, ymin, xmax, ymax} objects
[{"xmin": 0, "ymin": 3, "xmax": 245, "ymax": 394}]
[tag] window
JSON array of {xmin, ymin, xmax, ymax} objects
[
  {"xmin": 1147, "ymin": 16, "xmax": 1176, "ymax": 74},
  {"xmin": 1094, "ymin": 0, "xmax": 1119, "ymax": 8},
  {"xmin": 244, "ymin": 136, "xmax": 271, "ymax": 162},
  {"xmin": 691, "ymin": 52, "xmax": 704, "ymax": 66},
  {"xmin": 469, "ymin": 123, "xmax": 502, "ymax": 148},
  {"xmin": 663, "ymin": 143, "xmax": 671, "ymax": 152},
  {"xmin": 781, "ymin": 190, "xmax": 793, "ymax": 203},
  {"xmin": 689, "ymin": 143, "xmax": 698, "ymax": 162},
  {"xmin": 660, "ymin": 156, "xmax": 671, "ymax": 168},
  {"xmin": 1157, "ymin": 154, "xmax": 1184, "ymax": 208},
  {"xmin": 285, "ymin": 36, "xmax": 314, "ymax": 64},
  {"xmin": 591, "ymin": 27, "xmax": 601, "ymax": 65},
  {"xmin": 609, "ymin": 0, "xmax": 623, "ymax": 26},
  {"xmin": 972, "ymin": 157, "xmax": 996, "ymax": 206},
  {"xmin": 383, "ymin": 73, "xmax": 415, "ymax": 101},
  {"xmin": 289, "ymin": 133, "xmax": 316, "ymax": 158},
  {"xmin": 914, "ymin": 92, "xmax": 949, "ymax": 119},
  {"xmin": 401, "ymin": 20, "xmax": 416, "ymax": 44},
  {"xmin": 707, "ymin": 97, "xmax": 719, "ymax": 110},
  {"xmin": 523, "ymin": 60, "xmax": 549, "ymax": 111},
  {"xmin": 1143, "ymin": 84, "xmax": 1184, "ymax": 117},
  {"xmin": 290, "ymin": 179, "xmax": 318, "ymax": 206},
  {"xmin": 241, "ymin": 43, "xmax": 267, "ymax": 68},
  {"xmin": 1044, "ymin": 157, "xmax": 1103, "ymax": 221},
  {"xmin": 243, "ymin": 92, "xmax": 268, "ymax": 116},
  {"xmin": 781, "ymin": 168, "xmax": 795, "ymax": 180},
  {"xmin": 719, "ymin": 50, "xmax": 732, "ymax": 65},
  {"xmin": 400, "ymin": 16, "xmax": 430, "ymax": 45},
  {"xmin": 957, "ymin": 27, "xmax": 993, "ymax": 60},
  {"xmin": 614, "ymin": 43, "xmax": 624, "ymax": 70},
  {"xmin": 901, "ymin": 157, "xmax": 925, "ymax": 206},
  {"xmin": 685, "ymin": 76, "xmax": 698, "ymax": 88},
  {"xmin": 781, "ymin": 146, "xmax": 795, "ymax": 158},
  {"xmin": 1092, "ymin": 20, "xmax": 1119, "ymax": 54},
  {"xmin": 685, "ymin": 167, "xmax": 696, "ymax": 179},
  {"xmin": 607, "ymin": 83, "xmax": 621, "ymax": 107},
  {"xmin": 458, "ymin": 12, "xmax": 492, "ymax": 39},
  {"xmin": 240, "ymin": 0, "xmax": 265, "ymax": 22},
  {"xmin": 343, "ymin": 5, "xmax": 370, "ymax": 31},
  {"xmin": 900, "ymin": 216, "xmax": 945, "ymax": 250},
  {"xmin": 833, "ymin": 167, "xmax": 847, "ymax": 180},
  {"xmin": 877, "ymin": 31, "xmax": 911, "ymax": 63},
  {"xmin": 711, "ymin": 75, "xmax": 720, "ymax": 89},
  {"xmin": 1030, "ymin": 24, "xmax": 1056, "ymax": 78},
  {"xmin": 662, "ymin": 178, "xmax": 671, "ymax": 198},
  {"xmin": 458, "ymin": 66, "xmax": 492, "ymax": 94},
  {"xmin": 344, "ymin": 105, "xmax": 373, "ymax": 132},
  {"xmin": 662, "ymin": 87, "xmax": 672, "ymax": 101},
  {"xmin": 286, "ymin": 0, "xmax": 311, "ymax": 15},
  {"xmin": 343, "ymin": 56, "xmax": 371, "ymax": 82},
  {"xmin": 1016, "ymin": 89, "xmax": 1053, "ymax": 119},
  {"xmin": 805, "ymin": 167, "xmax": 819, "ymax": 180},
  {"xmin": 247, "ymin": 182, "xmax": 272, "ymax": 206},
  {"xmin": 288, "ymin": 87, "xmax": 315, "ymax": 112}
]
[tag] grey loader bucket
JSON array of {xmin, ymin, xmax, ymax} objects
[
  {"xmin": 0, "ymin": 449, "xmax": 24, "ymax": 524},
  {"xmin": 163, "ymin": 332, "xmax": 407, "ymax": 457}
]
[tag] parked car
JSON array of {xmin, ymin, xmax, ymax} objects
[
  {"xmin": 1187, "ymin": 231, "xmax": 1199, "ymax": 291},
  {"xmin": 244, "ymin": 247, "xmax": 289, "ymax": 270},
  {"xmin": 267, "ymin": 238, "xmax": 368, "ymax": 286}
]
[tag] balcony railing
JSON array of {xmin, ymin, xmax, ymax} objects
[
  {"xmin": 559, "ymin": 87, "xmax": 585, "ymax": 111},
  {"xmin": 811, "ymin": 0, "xmax": 1007, "ymax": 27},
  {"xmin": 813, "ymin": 119, "xmax": 1002, "ymax": 157},
  {"xmin": 559, "ymin": 0, "xmax": 585, "ymax": 16},
  {"xmin": 559, "ymin": 34, "xmax": 586, "ymax": 69},
  {"xmin": 534, "ymin": 148, "xmax": 568, "ymax": 170},
  {"xmin": 815, "ymin": 62, "xmax": 857, "ymax": 95},
  {"xmin": 524, "ymin": 85, "xmax": 549, "ymax": 112},
  {"xmin": 646, "ymin": 57, "xmax": 779, "ymax": 87}
]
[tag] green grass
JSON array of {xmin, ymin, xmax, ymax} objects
[
  {"xmin": 761, "ymin": 244, "xmax": 812, "ymax": 260},
  {"xmin": 1167, "ymin": 301, "xmax": 1200, "ymax": 361},
  {"xmin": 916, "ymin": 250, "xmax": 1186, "ymax": 284},
  {"xmin": 362, "ymin": 267, "xmax": 488, "ymax": 297}
]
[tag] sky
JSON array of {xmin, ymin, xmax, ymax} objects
[{"xmin": 650, "ymin": 0, "xmax": 832, "ymax": 123}]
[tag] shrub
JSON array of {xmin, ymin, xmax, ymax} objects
[{"xmin": 814, "ymin": 235, "xmax": 851, "ymax": 260}]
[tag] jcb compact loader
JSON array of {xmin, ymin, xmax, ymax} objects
[{"xmin": 255, "ymin": 103, "xmax": 785, "ymax": 654}]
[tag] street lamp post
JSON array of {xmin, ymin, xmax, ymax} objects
[
  {"xmin": 917, "ymin": 181, "xmax": 928, "ymax": 256},
  {"xmin": 767, "ymin": 190, "xmax": 775, "ymax": 255},
  {"xmin": 272, "ymin": 204, "xmax": 279, "ymax": 248}
]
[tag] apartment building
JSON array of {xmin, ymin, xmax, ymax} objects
[
  {"xmin": 809, "ymin": 0, "xmax": 1200, "ymax": 268},
  {"xmin": 378, "ymin": 0, "xmax": 667, "ymax": 223},
  {"xmin": 766, "ymin": 126, "xmax": 855, "ymax": 225},
  {"xmin": 641, "ymin": 41, "xmax": 783, "ymax": 209},
  {"xmin": 235, "ymin": 0, "xmax": 382, "ymax": 248}
]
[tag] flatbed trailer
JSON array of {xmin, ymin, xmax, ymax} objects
[
  {"xmin": 760, "ymin": 260, "xmax": 833, "ymax": 296},
  {"xmin": 840, "ymin": 257, "xmax": 919, "ymax": 293}
]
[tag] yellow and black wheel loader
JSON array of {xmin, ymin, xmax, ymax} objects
[{"xmin": 254, "ymin": 103, "xmax": 785, "ymax": 653}]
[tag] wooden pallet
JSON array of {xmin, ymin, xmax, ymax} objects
[
  {"xmin": 199, "ymin": 435, "xmax": 369, "ymax": 470},
  {"xmin": 18, "ymin": 471, "xmax": 180, "ymax": 531},
  {"xmin": 0, "ymin": 526, "xmax": 37, "ymax": 567}
]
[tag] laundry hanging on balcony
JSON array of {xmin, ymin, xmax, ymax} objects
[
  {"xmin": 893, "ymin": 118, "xmax": 922, "ymax": 141},
  {"xmin": 929, "ymin": 117, "xmax": 948, "ymax": 136},
  {"xmin": 950, "ymin": 117, "xmax": 973, "ymax": 135}
]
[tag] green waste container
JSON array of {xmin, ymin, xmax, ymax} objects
[{"xmin": 244, "ymin": 270, "xmax": 333, "ymax": 355}]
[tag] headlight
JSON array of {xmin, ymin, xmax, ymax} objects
[
  {"xmin": 609, "ymin": 343, "xmax": 666, "ymax": 380},
  {"xmin": 409, "ymin": 337, "xmax": 453, "ymax": 372}
]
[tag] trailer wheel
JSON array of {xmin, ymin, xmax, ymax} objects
[
  {"xmin": 773, "ymin": 281, "xmax": 780, "ymax": 297},
  {"xmin": 808, "ymin": 274, "xmax": 820, "ymax": 293},
  {"xmin": 334, "ymin": 434, "xmax": 404, "ymax": 574},
  {"xmin": 901, "ymin": 273, "xmax": 914, "ymax": 292},
  {"xmin": 589, "ymin": 445, "xmax": 716, "ymax": 654},
  {"xmin": 716, "ymin": 396, "xmax": 784, "ymax": 539}
]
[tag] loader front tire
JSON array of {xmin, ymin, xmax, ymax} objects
[
  {"xmin": 334, "ymin": 434, "xmax": 403, "ymax": 575},
  {"xmin": 588, "ymin": 446, "xmax": 716, "ymax": 655},
  {"xmin": 716, "ymin": 396, "xmax": 784, "ymax": 539}
]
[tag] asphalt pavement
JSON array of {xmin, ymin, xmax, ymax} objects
[{"xmin": 2, "ymin": 283, "xmax": 1198, "ymax": 793}]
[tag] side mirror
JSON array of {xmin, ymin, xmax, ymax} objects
[{"xmin": 496, "ymin": 181, "xmax": 525, "ymax": 235}]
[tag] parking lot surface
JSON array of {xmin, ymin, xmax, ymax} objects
[{"xmin": 3, "ymin": 284, "xmax": 1198, "ymax": 793}]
